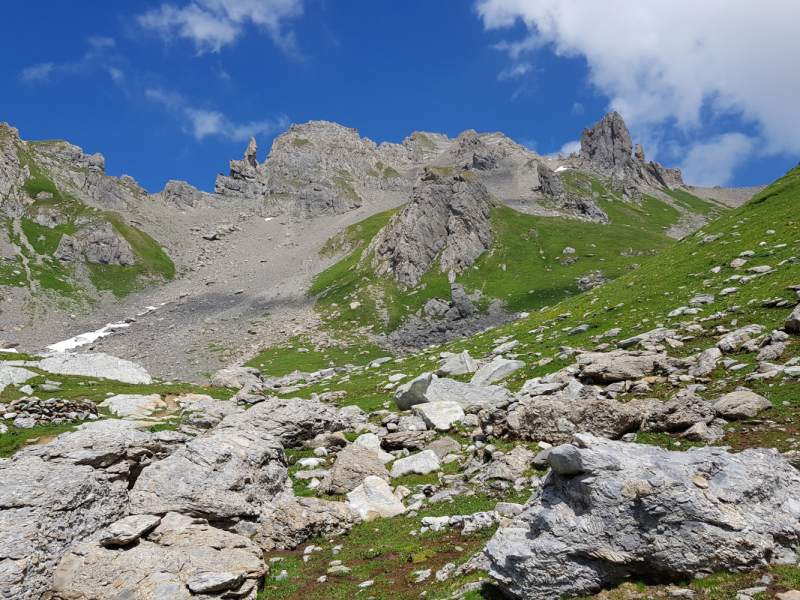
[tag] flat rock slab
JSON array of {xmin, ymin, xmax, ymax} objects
[
  {"xmin": 381, "ymin": 430, "xmax": 436, "ymax": 451},
  {"xmin": 98, "ymin": 515, "xmax": 161, "ymax": 546},
  {"xmin": 346, "ymin": 475, "xmax": 406, "ymax": 521},
  {"xmin": 38, "ymin": 352, "xmax": 152, "ymax": 385},
  {"xmin": 482, "ymin": 445, "xmax": 535, "ymax": 481},
  {"xmin": 425, "ymin": 436, "xmax": 462, "ymax": 459},
  {"xmin": 390, "ymin": 450, "xmax": 441, "ymax": 478},
  {"xmin": 577, "ymin": 351, "xmax": 664, "ymax": 383},
  {"xmin": 413, "ymin": 401, "xmax": 465, "ymax": 431},
  {"xmin": 76, "ymin": 418, "xmax": 155, "ymax": 432},
  {"xmin": 437, "ymin": 351, "xmax": 478, "ymax": 376},
  {"xmin": 471, "ymin": 358, "xmax": 526, "ymax": 386},
  {"xmin": 100, "ymin": 394, "xmax": 166, "ymax": 418},
  {"xmin": 0, "ymin": 364, "xmax": 38, "ymax": 393},
  {"xmin": 714, "ymin": 390, "xmax": 772, "ymax": 419}
]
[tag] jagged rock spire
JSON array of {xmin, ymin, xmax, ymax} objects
[{"xmin": 579, "ymin": 111, "xmax": 633, "ymax": 169}]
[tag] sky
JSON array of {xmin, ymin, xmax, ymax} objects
[{"xmin": 2, "ymin": 1, "xmax": 799, "ymax": 193}]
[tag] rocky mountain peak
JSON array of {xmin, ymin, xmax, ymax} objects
[
  {"xmin": 366, "ymin": 167, "xmax": 493, "ymax": 286},
  {"xmin": 579, "ymin": 111, "xmax": 633, "ymax": 170}
]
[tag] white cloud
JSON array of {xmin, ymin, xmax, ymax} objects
[
  {"xmin": 475, "ymin": 0, "xmax": 800, "ymax": 164},
  {"xmin": 497, "ymin": 62, "xmax": 532, "ymax": 80},
  {"xmin": 20, "ymin": 63, "xmax": 54, "ymax": 82},
  {"xmin": 146, "ymin": 87, "xmax": 289, "ymax": 141},
  {"xmin": 558, "ymin": 140, "xmax": 581, "ymax": 156},
  {"xmin": 138, "ymin": 0, "xmax": 305, "ymax": 55},
  {"xmin": 678, "ymin": 133, "xmax": 756, "ymax": 187},
  {"xmin": 571, "ymin": 102, "xmax": 584, "ymax": 116}
]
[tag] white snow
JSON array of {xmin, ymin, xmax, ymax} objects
[
  {"xmin": 265, "ymin": 217, "xmax": 274, "ymax": 221},
  {"xmin": 554, "ymin": 166, "xmax": 569, "ymax": 173},
  {"xmin": 48, "ymin": 322, "xmax": 130, "ymax": 352}
]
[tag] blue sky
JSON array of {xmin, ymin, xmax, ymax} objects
[{"xmin": 2, "ymin": 1, "xmax": 798, "ymax": 193}]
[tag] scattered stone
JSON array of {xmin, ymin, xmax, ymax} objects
[
  {"xmin": 390, "ymin": 450, "xmax": 441, "ymax": 478},
  {"xmin": 714, "ymin": 390, "xmax": 772, "ymax": 419}
]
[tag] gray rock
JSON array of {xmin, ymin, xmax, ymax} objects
[
  {"xmin": 680, "ymin": 421, "xmax": 724, "ymax": 444},
  {"xmin": 353, "ymin": 433, "xmax": 395, "ymax": 464},
  {"xmin": 577, "ymin": 350, "xmax": 665, "ymax": 382},
  {"xmin": 717, "ymin": 324, "xmax": 765, "ymax": 353},
  {"xmin": 579, "ymin": 111, "xmax": 633, "ymax": 171},
  {"xmin": 437, "ymin": 350, "xmax": 478, "ymax": 376},
  {"xmin": 217, "ymin": 396, "xmax": 349, "ymax": 448},
  {"xmin": 101, "ymin": 393, "xmax": 166, "ymax": 417},
  {"xmin": 367, "ymin": 167, "xmax": 493, "ymax": 286},
  {"xmin": 210, "ymin": 366, "xmax": 263, "ymax": 390},
  {"xmin": 253, "ymin": 497, "xmax": 361, "ymax": 551},
  {"xmin": 757, "ymin": 342, "xmax": 786, "ymax": 362},
  {"xmin": 413, "ymin": 401, "xmax": 465, "ymax": 431},
  {"xmin": 424, "ymin": 436, "xmax": 462, "ymax": 459},
  {"xmin": 157, "ymin": 179, "xmax": 209, "ymax": 208},
  {"xmin": 485, "ymin": 434, "xmax": 800, "ymax": 600},
  {"xmin": 688, "ymin": 347, "xmax": 722, "ymax": 377},
  {"xmin": 450, "ymin": 283, "xmax": 476, "ymax": 318},
  {"xmin": 397, "ymin": 415, "xmax": 428, "ymax": 431},
  {"xmin": 537, "ymin": 162, "xmax": 564, "ymax": 197},
  {"xmin": 507, "ymin": 396, "xmax": 645, "ymax": 444},
  {"xmin": 519, "ymin": 380, "xmax": 566, "ymax": 397},
  {"xmin": 0, "ymin": 364, "xmax": 38, "ymax": 394},
  {"xmin": 345, "ymin": 475, "xmax": 406, "ymax": 521},
  {"xmin": 483, "ymin": 445, "xmax": 535, "ymax": 481},
  {"xmin": 786, "ymin": 305, "xmax": 800, "ymax": 333},
  {"xmin": 98, "ymin": 514, "xmax": 162, "ymax": 546},
  {"xmin": 394, "ymin": 373, "xmax": 512, "ymax": 411},
  {"xmin": 37, "ymin": 352, "xmax": 152, "ymax": 385},
  {"xmin": 13, "ymin": 416, "xmax": 35, "ymax": 428},
  {"xmin": 638, "ymin": 393, "xmax": 716, "ymax": 433},
  {"xmin": 55, "ymin": 222, "xmax": 135, "ymax": 266},
  {"xmin": 51, "ymin": 512, "xmax": 266, "ymax": 600},
  {"xmin": 0, "ymin": 455, "xmax": 128, "ymax": 600},
  {"xmin": 129, "ymin": 427, "xmax": 292, "ymax": 520},
  {"xmin": 318, "ymin": 445, "xmax": 390, "ymax": 495},
  {"xmin": 390, "ymin": 450, "xmax": 441, "ymax": 478},
  {"xmin": 714, "ymin": 390, "xmax": 772, "ymax": 420},
  {"xmin": 381, "ymin": 430, "xmax": 436, "ymax": 451},
  {"xmin": 471, "ymin": 358, "xmax": 526, "ymax": 386}
]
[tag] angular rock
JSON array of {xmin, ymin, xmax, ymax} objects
[
  {"xmin": 437, "ymin": 350, "xmax": 478, "ymax": 376},
  {"xmin": 471, "ymin": 357, "xmax": 526, "ymax": 386},
  {"xmin": 98, "ymin": 515, "xmax": 161, "ymax": 546},
  {"xmin": 51, "ymin": 512, "xmax": 266, "ymax": 600},
  {"xmin": 757, "ymin": 342, "xmax": 786, "ymax": 362},
  {"xmin": 346, "ymin": 475, "xmax": 407, "ymax": 521},
  {"xmin": 680, "ymin": 421, "xmax": 724, "ymax": 444},
  {"xmin": 0, "ymin": 364, "xmax": 37, "ymax": 393},
  {"xmin": 786, "ymin": 305, "xmax": 800, "ymax": 333},
  {"xmin": 537, "ymin": 162, "xmax": 564, "ymax": 197},
  {"xmin": 450, "ymin": 283, "xmax": 476, "ymax": 318},
  {"xmin": 390, "ymin": 450, "xmax": 441, "ymax": 478},
  {"xmin": 577, "ymin": 350, "xmax": 664, "ymax": 383},
  {"xmin": 381, "ymin": 430, "xmax": 436, "ymax": 451},
  {"xmin": 424, "ymin": 436, "xmax": 462, "ymax": 459},
  {"xmin": 253, "ymin": 497, "xmax": 361, "ymax": 551},
  {"xmin": 210, "ymin": 366, "xmax": 263, "ymax": 390},
  {"xmin": 394, "ymin": 373, "xmax": 511, "ymax": 411},
  {"xmin": 367, "ymin": 167, "xmax": 493, "ymax": 286},
  {"xmin": 485, "ymin": 434, "xmax": 800, "ymax": 600},
  {"xmin": 507, "ymin": 396, "xmax": 645, "ymax": 444},
  {"xmin": 483, "ymin": 445, "xmax": 535, "ymax": 481},
  {"xmin": 217, "ymin": 396, "xmax": 349, "ymax": 448},
  {"xmin": 394, "ymin": 372, "xmax": 434, "ymax": 410},
  {"xmin": 688, "ymin": 347, "xmax": 722, "ymax": 377},
  {"xmin": 318, "ymin": 445, "xmax": 390, "ymax": 495},
  {"xmin": 0, "ymin": 456, "xmax": 128, "ymax": 600},
  {"xmin": 37, "ymin": 352, "xmax": 152, "ymax": 384},
  {"xmin": 714, "ymin": 390, "xmax": 772, "ymax": 420},
  {"xmin": 353, "ymin": 433, "xmax": 395, "ymax": 464},
  {"xmin": 638, "ymin": 393, "xmax": 715, "ymax": 433},
  {"xmin": 129, "ymin": 427, "xmax": 292, "ymax": 520},
  {"xmin": 717, "ymin": 324, "xmax": 765, "ymax": 353},
  {"xmin": 579, "ymin": 111, "xmax": 633, "ymax": 171},
  {"xmin": 413, "ymin": 401, "xmax": 465, "ymax": 431},
  {"xmin": 100, "ymin": 393, "xmax": 166, "ymax": 418}
]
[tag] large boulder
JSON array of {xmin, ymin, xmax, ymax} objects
[
  {"xmin": 537, "ymin": 162, "xmax": 564, "ymax": 197},
  {"xmin": 471, "ymin": 357, "xmax": 526, "ymax": 386},
  {"xmin": 437, "ymin": 350, "xmax": 478, "ymax": 376},
  {"xmin": 51, "ymin": 512, "xmax": 267, "ymax": 600},
  {"xmin": 0, "ymin": 364, "xmax": 37, "ymax": 393},
  {"xmin": 688, "ymin": 347, "xmax": 722, "ymax": 377},
  {"xmin": 714, "ymin": 390, "xmax": 772, "ymax": 420},
  {"xmin": 253, "ymin": 497, "xmax": 361, "ymax": 551},
  {"xmin": 394, "ymin": 373, "xmax": 512, "ymax": 411},
  {"xmin": 129, "ymin": 428, "xmax": 292, "ymax": 521},
  {"xmin": 381, "ymin": 430, "xmax": 436, "ymax": 451},
  {"xmin": 786, "ymin": 305, "xmax": 800, "ymax": 333},
  {"xmin": 577, "ymin": 351, "xmax": 665, "ymax": 383},
  {"xmin": 717, "ymin": 324, "xmax": 764, "ymax": 353},
  {"xmin": 37, "ymin": 352, "xmax": 152, "ymax": 384},
  {"xmin": 485, "ymin": 434, "xmax": 800, "ymax": 600},
  {"xmin": 506, "ymin": 396, "xmax": 646, "ymax": 444},
  {"xmin": 210, "ymin": 366, "xmax": 263, "ymax": 390},
  {"xmin": 638, "ymin": 393, "xmax": 716, "ymax": 432},
  {"xmin": 317, "ymin": 445, "xmax": 390, "ymax": 495},
  {"xmin": 413, "ymin": 400, "xmax": 465, "ymax": 431},
  {"xmin": 482, "ymin": 445, "xmax": 535, "ymax": 481},
  {"xmin": 216, "ymin": 396, "xmax": 349, "ymax": 448},
  {"xmin": 0, "ymin": 456, "xmax": 128, "ymax": 600},
  {"xmin": 366, "ymin": 167, "xmax": 493, "ymax": 286},
  {"xmin": 346, "ymin": 476, "xmax": 407, "ymax": 521}
]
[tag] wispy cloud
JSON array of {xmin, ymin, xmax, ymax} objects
[
  {"xmin": 571, "ymin": 102, "xmax": 584, "ymax": 116},
  {"xmin": 678, "ymin": 133, "xmax": 756, "ymax": 187},
  {"xmin": 497, "ymin": 62, "xmax": 532, "ymax": 80},
  {"xmin": 146, "ymin": 87, "xmax": 289, "ymax": 141},
  {"xmin": 20, "ymin": 63, "xmax": 54, "ymax": 83},
  {"xmin": 557, "ymin": 140, "xmax": 581, "ymax": 157},
  {"xmin": 138, "ymin": 0, "xmax": 306, "ymax": 56}
]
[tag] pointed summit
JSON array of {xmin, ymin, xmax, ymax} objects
[{"xmin": 579, "ymin": 111, "xmax": 633, "ymax": 170}]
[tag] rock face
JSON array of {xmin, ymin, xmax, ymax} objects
[
  {"xmin": 51, "ymin": 512, "xmax": 267, "ymax": 600},
  {"xmin": 55, "ymin": 222, "xmax": 135, "ymax": 266},
  {"xmin": 537, "ymin": 162, "xmax": 564, "ymax": 197},
  {"xmin": 253, "ymin": 497, "xmax": 361, "ymax": 551},
  {"xmin": 129, "ymin": 428, "xmax": 293, "ymax": 521},
  {"xmin": 156, "ymin": 179, "xmax": 210, "ymax": 208},
  {"xmin": 579, "ymin": 111, "xmax": 633, "ymax": 171},
  {"xmin": 366, "ymin": 167, "xmax": 493, "ymax": 286},
  {"xmin": 0, "ymin": 456, "xmax": 128, "ymax": 600},
  {"xmin": 485, "ymin": 434, "xmax": 800, "ymax": 600}
]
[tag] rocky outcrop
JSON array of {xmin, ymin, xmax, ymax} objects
[
  {"xmin": 537, "ymin": 162, "xmax": 564, "ymax": 197},
  {"xmin": 486, "ymin": 434, "xmax": 800, "ymax": 600},
  {"xmin": 367, "ymin": 167, "xmax": 493, "ymax": 286},
  {"xmin": 0, "ymin": 455, "xmax": 128, "ymax": 600},
  {"xmin": 156, "ymin": 179, "xmax": 210, "ymax": 208},
  {"xmin": 55, "ymin": 222, "xmax": 136, "ymax": 266},
  {"xmin": 318, "ymin": 445, "xmax": 391, "ymax": 495},
  {"xmin": 37, "ymin": 352, "xmax": 153, "ymax": 385},
  {"xmin": 253, "ymin": 497, "xmax": 361, "ymax": 551},
  {"xmin": 51, "ymin": 512, "xmax": 267, "ymax": 600}
]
